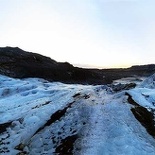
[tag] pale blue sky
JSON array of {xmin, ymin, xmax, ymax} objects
[{"xmin": 0, "ymin": 0, "xmax": 155, "ymax": 68}]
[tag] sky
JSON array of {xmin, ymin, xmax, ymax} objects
[{"xmin": 0, "ymin": 0, "xmax": 155, "ymax": 68}]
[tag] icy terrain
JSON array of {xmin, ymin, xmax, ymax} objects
[{"xmin": 0, "ymin": 74, "xmax": 155, "ymax": 155}]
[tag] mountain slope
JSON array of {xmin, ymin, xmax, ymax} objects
[
  {"xmin": 0, "ymin": 47, "xmax": 104, "ymax": 85},
  {"xmin": 0, "ymin": 47, "xmax": 155, "ymax": 85},
  {"xmin": 0, "ymin": 74, "xmax": 155, "ymax": 155}
]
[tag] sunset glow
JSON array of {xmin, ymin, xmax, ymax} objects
[{"xmin": 0, "ymin": 0, "xmax": 155, "ymax": 68}]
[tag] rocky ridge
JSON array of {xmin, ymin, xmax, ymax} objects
[{"xmin": 0, "ymin": 47, "xmax": 155, "ymax": 85}]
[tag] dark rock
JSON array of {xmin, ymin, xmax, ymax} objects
[
  {"xmin": 55, "ymin": 134, "xmax": 78, "ymax": 155},
  {"xmin": 131, "ymin": 107, "xmax": 155, "ymax": 138},
  {"xmin": 15, "ymin": 143, "xmax": 25, "ymax": 151},
  {"xmin": 125, "ymin": 93, "xmax": 139, "ymax": 106},
  {"xmin": 0, "ymin": 122, "xmax": 12, "ymax": 133},
  {"xmin": 126, "ymin": 93, "xmax": 155, "ymax": 138},
  {"xmin": 73, "ymin": 93, "xmax": 81, "ymax": 98},
  {"xmin": 32, "ymin": 101, "xmax": 75, "ymax": 136},
  {"xmin": 112, "ymin": 83, "xmax": 136, "ymax": 92}
]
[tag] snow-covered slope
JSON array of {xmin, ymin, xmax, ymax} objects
[
  {"xmin": 139, "ymin": 73, "xmax": 155, "ymax": 89},
  {"xmin": 0, "ymin": 75, "xmax": 155, "ymax": 155}
]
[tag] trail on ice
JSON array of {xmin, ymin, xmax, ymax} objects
[{"xmin": 74, "ymin": 91, "xmax": 155, "ymax": 155}]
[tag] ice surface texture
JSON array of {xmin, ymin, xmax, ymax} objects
[{"xmin": 0, "ymin": 74, "xmax": 155, "ymax": 155}]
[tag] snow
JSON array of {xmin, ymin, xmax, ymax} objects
[
  {"xmin": 76, "ymin": 102, "xmax": 155, "ymax": 155},
  {"xmin": 0, "ymin": 74, "xmax": 155, "ymax": 154},
  {"xmin": 127, "ymin": 88, "xmax": 155, "ymax": 109},
  {"xmin": 113, "ymin": 76, "xmax": 146, "ymax": 85},
  {"xmin": 139, "ymin": 73, "xmax": 155, "ymax": 89}
]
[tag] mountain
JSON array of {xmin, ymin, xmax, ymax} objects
[
  {"xmin": 0, "ymin": 74, "xmax": 155, "ymax": 154},
  {"xmin": 0, "ymin": 47, "xmax": 104, "ymax": 85},
  {"xmin": 0, "ymin": 47, "xmax": 155, "ymax": 85}
]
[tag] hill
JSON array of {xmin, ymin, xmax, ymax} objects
[{"xmin": 0, "ymin": 47, "xmax": 155, "ymax": 85}]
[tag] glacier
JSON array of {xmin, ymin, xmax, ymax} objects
[{"xmin": 0, "ymin": 74, "xmax": 155, "ymax": 155}]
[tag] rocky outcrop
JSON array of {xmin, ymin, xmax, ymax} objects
[
  {"xmin": 126, "ymin": 93, "xmax": 155, "ymax": 138},
  {"xmin": 111, "ymin": 83, "xmax": 136, "ymax": 92},
  {"xmin": 0, "ymin": 47, "xmax": 155, "ymax": 85}
]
